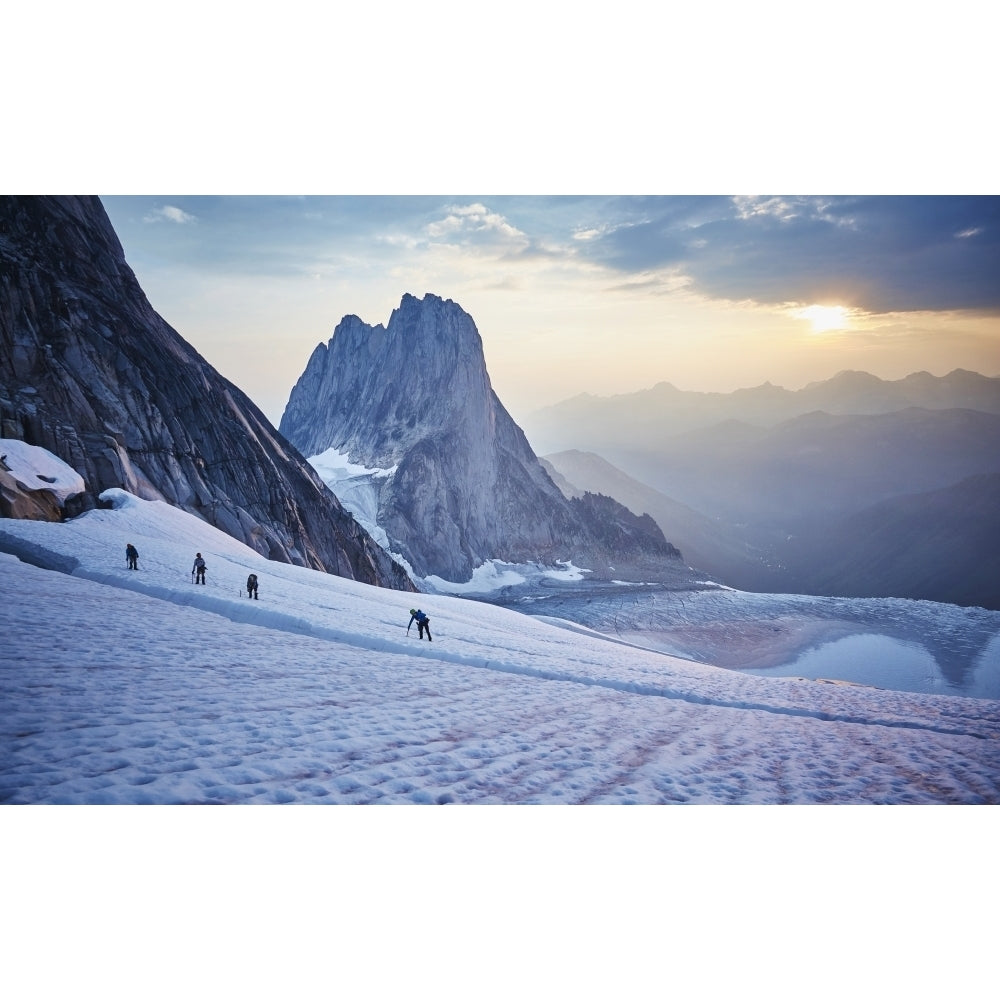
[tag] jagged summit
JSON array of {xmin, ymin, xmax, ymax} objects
[
  {"xmin": 0, "ymin": 195, "xmax": 413, "ymax": 590},
  {"xmin": 280, "ymin": 293, "xmax": 684, "ymax": 583},
  {"xmin": 281, "ymin": 293, "xmax": 495, "ymax": 465}
]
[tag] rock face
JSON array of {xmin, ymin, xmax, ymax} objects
[
  {"xmin": 0, "ymin": 195, "xmax": 414, "ymax": 590},
  {"xmin": 280, "ymin": 292, "xmax": 682, "ymax": 582}
]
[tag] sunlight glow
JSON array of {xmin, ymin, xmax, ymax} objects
[{"xmin": 798, "ymin": 304, "xmax": 850, "ymax": 333}]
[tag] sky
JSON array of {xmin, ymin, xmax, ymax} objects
[{"xmin": 99, "ymin": 194, "xmax": 1000, "ymax": 427}]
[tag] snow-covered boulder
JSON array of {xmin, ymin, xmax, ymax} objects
[{"xmin": 0, "ymin": 438, "xmax": 85, "ymax": 520}]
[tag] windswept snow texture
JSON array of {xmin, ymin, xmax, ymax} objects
[{"xmin": 1, "ymin": 489, "xmax": 999, "ymax": 804}]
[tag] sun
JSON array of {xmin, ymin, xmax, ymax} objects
[{"xmin": 798, "ymin": 304, "xmax": 849, "ymax": 333}]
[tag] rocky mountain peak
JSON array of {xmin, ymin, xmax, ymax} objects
[
  {"xmin": 281, "ymin": 293, "xmax": 686, "ymax": 584},
  {"xmin": 281, "ymin": 292, "xmax": 494, "ymax": 468}
]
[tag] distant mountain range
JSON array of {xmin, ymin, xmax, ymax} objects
[
  {"xmin": 0, "ymin": 196, "xmax": 413, "ymax": 590},
  {"xmin": 280, "ymin": 293, "xmax": 687, "ymax": 585},
  {"xmin": 525, "ymin": 368, "xmax": 1000, "ymax": 456},
  {"xmin": 604, "ymin": 406, "xmax": 1000, "ymax": 526},
  {"xmin": 781, "ymin": 472, "xmax": 1000, "ymax": 608},
  {"xmin": 538, "ymin": 375, "xmax": 1000, "ymax": 609}
]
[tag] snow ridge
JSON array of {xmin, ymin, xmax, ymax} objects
[
  {"xmin": 69, "ymin": 561, "xmax": 1000, "ymax": 739},
  {"xmin": 61, "ymin": 560, "xmax": 997, "ymax": 741}
]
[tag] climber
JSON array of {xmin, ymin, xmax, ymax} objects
[
  {"xmin": 407, "ymin": 608, "xmax": 432, "ymax": 641},
  {"xmin": 125, "ymin": 543, "xmax": 139, "ymax": 570},
  {"xmin": 246, "ymin": 573, "xmax": 259, "ymax": 599},
  {"xmin": 192, "ymin": 552, "xmax": 206, "ymax": 584}
]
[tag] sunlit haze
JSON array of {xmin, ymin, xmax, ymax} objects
[{"xmin": 100, "ymin": 196, "xmax": 1000, "ymax": 427}]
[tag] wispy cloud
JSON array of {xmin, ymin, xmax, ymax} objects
[
  {"xmin": 143, "ymin": 205, "xmax": 197, "ymax": 225},
  {"xmin": 732, "ymin": 196, "xmax": 800, "ymax": 222},
  {"xmin": 425, "ymin": 203, "xmax": 527, "ymax": 245}
]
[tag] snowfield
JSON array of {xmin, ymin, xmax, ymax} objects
[{"xmin": 2, "ymin": 483, "xmax": 999, "ymax": 805}]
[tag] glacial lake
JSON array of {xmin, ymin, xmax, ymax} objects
[
  {"xmin": 481, "ymin": 577, "xmax": 1000, "ymax": 700},
  {"xmin": 743, "ymin": 631, "xmax": 1000, "ymax": 699}
]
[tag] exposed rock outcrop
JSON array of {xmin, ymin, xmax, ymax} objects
[
  {"xmin": 0, "ymin": 196, "xmax": 414, "ymax": 590},
  {"xmin": 0, "ymin": 465, "xmax": 65, "ymax": 521},
  {"xmin": 281, "ymin": 292, "xmax": 684, "ymax": 582},
  {"xmin": 0, "ymin": 440, "xmax": 85, "ymax": 521}
]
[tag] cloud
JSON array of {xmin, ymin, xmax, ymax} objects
[
  {"xmin": 732, "ymin": 196, "xmax": 800, "ymax": 222},
  {"xmin": 583, "ymin": 196, "xmax": 1000, "ymax": 313},
  {"xmin": 109, "ymin": 195, "xmax": 1000, "ymax": 319},
  {"xmin": 425, "ymin": 203, "xmax": 527, "ymax": 245},
  {"xmin": 143, "ymin": 205, "xmax": 197, "ymax": 225}
]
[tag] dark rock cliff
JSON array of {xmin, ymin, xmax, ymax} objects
[
  {"xmin": 0, "ymin": 195, "xmax": 414, "ymax": 590},
  {"xmin": 280, "ymin": 292, "xmax": 683, "ymax": 582}
]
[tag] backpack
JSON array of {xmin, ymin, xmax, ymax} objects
[{"xmin": 248, "ymin": 574, "xmax": 257, "ymax": 586}]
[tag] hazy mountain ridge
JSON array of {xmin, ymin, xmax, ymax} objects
[
  {"xmin": 0, "ymin": 196, "xmax": 413, "ymax": 590},
  {"xmin": 603, "ymin": 407, "xmax": 1000, "ymax": 527},
  {"xmin": 540, "ymin": 405, "xmax": 1000, "ymax": 609},
  {"xmin": 280, "ymin": 293, "xmax": 689, "ymax": 584},
  {"xmin": 541, "ymin": 451, "xmax": 756, "ymax": 584},
  {"xmin": 779, "ymin": 472, "xmax": 1000, "ymax": 608},
  {"xmin": 525, "ymin": 368, "xmax": 1000, "ymax": 456}
]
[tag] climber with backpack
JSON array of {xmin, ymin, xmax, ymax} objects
[
  {"xmin": 407, "ymin": 608, "xmax": 432, "ymax": 641},
  {"xmin": 246, "ymin": 573, "xmax": 259, "ymax": 599},
  {"xmin": 192, "ymin": 552, "xmax": 206, "ymax": 584},
  {"xmin": 125, "ymin": 543, "xmax": 139, "ymax": 570}
]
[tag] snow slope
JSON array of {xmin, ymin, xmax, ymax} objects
[{"xmin": 2, "ymin": 482, "xmax": 999, "ymax": 805}]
